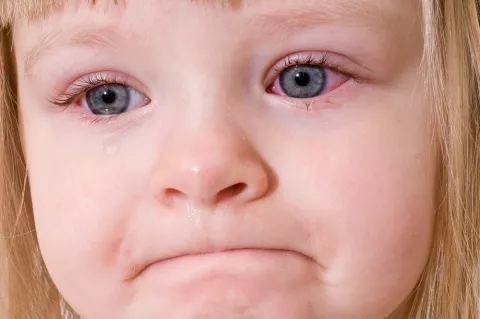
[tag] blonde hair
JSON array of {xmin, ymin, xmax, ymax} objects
[{"xmin": 1, "ymin": 0, "xmax": 479, "ymax": 318}]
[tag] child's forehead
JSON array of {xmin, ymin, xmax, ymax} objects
[{"xmin": 11, "ymin": 0, "xmax": 422, "ymax": 84}]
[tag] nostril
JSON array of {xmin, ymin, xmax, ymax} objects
[
  {"xmin": 164, "ymin": 188, "xmax": 186, "ymax": 199},
  {"xmin": 216, "ymin": 183, "xmax": 247, "ymax": 203}
]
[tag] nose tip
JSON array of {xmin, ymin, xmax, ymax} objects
[{"xmin": 151, "ymin": 138, "xmax": 271, "ymax": 209}]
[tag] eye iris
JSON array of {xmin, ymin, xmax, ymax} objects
[
  {"xmin": 86, "ymin": 84, "xmax": 130, "ymax": 115},
  {"xmin": 279, "ymin": 65, "xmax": 326, "ymax": 99}
]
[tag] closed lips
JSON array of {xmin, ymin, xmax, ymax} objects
[{"xmin": 128, "ymin": 247, "xmax": 315, "ymax": 280}]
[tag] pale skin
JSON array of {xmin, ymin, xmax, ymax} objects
[{"xmin": 14, "ymin": 0, "xmax": 436, "ymax": 318}]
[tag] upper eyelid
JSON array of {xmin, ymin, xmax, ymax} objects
[
  {"xmin": 263, "ymin": 52, "xmax": 364, "ymax": 86},
  {"xmin": 273, "ymin": 53, "xmax": 329, "ymax": 73},
  {"xmin": 64, "ymin": 72, "xmax": 146, "ymax": 93}
]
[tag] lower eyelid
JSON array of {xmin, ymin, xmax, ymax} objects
[
  {"xmin": 271, "ymin": 94, "xmax": 340, "ymax": 112},
  {"xmin": 268, "ymin": 77, "xmax": 358, "ymax": 112}
]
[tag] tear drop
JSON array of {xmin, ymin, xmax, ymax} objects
[{"xmin": 103, "ymin": 141, "xmax": 119, "ymax": 156}]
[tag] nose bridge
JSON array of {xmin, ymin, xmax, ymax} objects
[
  {"xmin": 150, "ymin": 114, "xmax": 270, "ymax": 209},
  {"xmin": 147, "ymin": 18, "xmax": 271, "ymax": 208},
  {"xmin": 181, "ymin": 118, "xmax": 245, "ymax": 182}
]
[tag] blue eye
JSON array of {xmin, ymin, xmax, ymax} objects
[
  {"xmin": 268, "ymin": 53, "xmax": 353, "ymax": 102},
  {"xmin": 279, "ymin": 65, "xmax": 326, "ymax": 99},
  {"xmin": 84, "ymin": 84, "xmax": 148, "ymax": 115}
]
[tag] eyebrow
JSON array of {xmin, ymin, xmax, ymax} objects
[
  {"xmin": 24, "ymin": 25, "xmax": 123, "ymax": 76},
  {"xmin": 252, "ymin": 5, "xmax": 379, "ymax": 37}
]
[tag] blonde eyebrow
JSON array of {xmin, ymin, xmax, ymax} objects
[
  {"xmin": 252, "ymin": 7, "xmax": 374, "ymax": 37},
  {"xmin": 24, "ymin": 25, "xmax": 123, "ymax": 76}
]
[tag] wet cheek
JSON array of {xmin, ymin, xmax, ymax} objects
[{"xmin": 26, "ymin": 137, "xmax": 138, "ymax": 296}]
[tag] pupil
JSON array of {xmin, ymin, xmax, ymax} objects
[
  {"xmin": 295, "ymin": 72, "xmax": 310, "ymax": 87},
  {"xmin": 102, "ymin": 90, "xmax": 117, "ymax": 104}
]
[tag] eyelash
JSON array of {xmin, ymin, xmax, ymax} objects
[
  {"xmin": 49, "ymin": 73, "xmax": 130, "ymax": 108},
  {"xmin": 269, "ymin": 53, "xmax": 362, "ymax": 86}
]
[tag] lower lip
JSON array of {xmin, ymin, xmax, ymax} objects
[{"xmin": 131, "ymin": 250, "xmax": 319, "ymax": 317}]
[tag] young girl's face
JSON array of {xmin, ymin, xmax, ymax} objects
[{"xmin": 14, "ymin": 0, "xmax": 435, "ymax": 318}]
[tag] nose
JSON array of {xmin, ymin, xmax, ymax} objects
[{"xmin": 150, "ymin": 121, "xmax": 270, "ymax": 209}]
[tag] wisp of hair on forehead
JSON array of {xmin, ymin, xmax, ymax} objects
[
  {"xmin": 0, "ymin": 0, "xmax": 242, "ymax": 28},
  {"xmin": 0, "ymin": 0, "xmax": 63, "ymax": 27}
]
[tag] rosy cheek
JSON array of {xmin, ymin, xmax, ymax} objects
[{"xmin": 269, "ymin": 68, "xmax": 350, "ymax": 97}]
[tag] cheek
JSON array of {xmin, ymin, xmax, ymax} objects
[
  {"xmin": 23, "ymin": 117, "xmax": 141, "ymax": 310},
  {"xmin": 273, "ymin": 101, "xmax": 436, "ymax": 314},
  {"xmin": 319, "ymin": 149, "xmax": 434, "ymax": 302}
]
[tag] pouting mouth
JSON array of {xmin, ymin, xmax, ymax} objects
[{"xmin": 124, "ymin": 248, "xmax": 315, "ymax": 282}]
